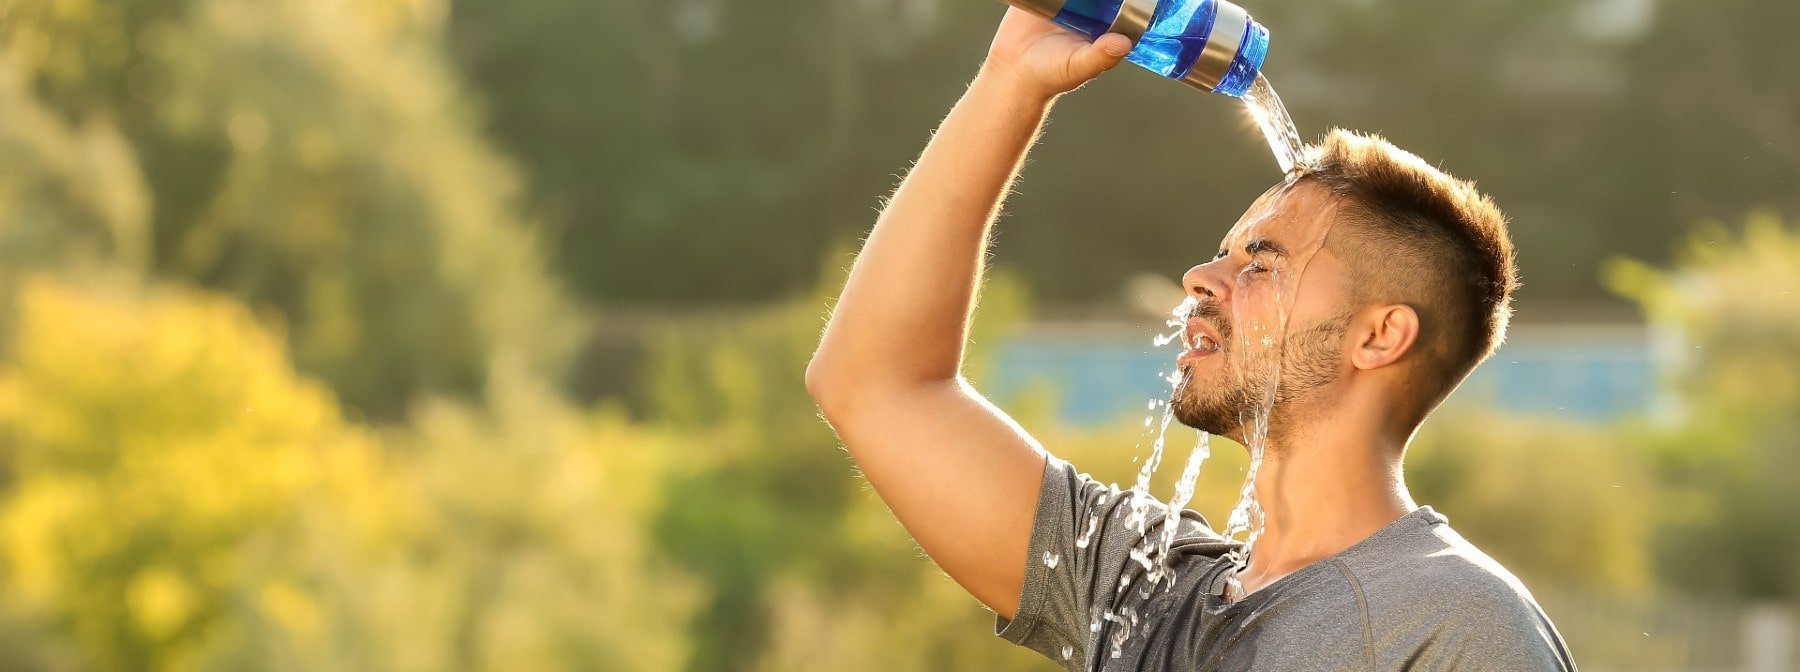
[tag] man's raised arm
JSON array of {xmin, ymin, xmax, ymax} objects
[{"xmin": 804, "ymin": 10, "xmax": 1129, "ymax": 618}]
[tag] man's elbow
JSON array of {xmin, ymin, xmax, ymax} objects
[
  {"xmin": 807, "ymin": 353, "xmax": 955, "ymax": 420},
  {"xmin": 803, "ymin": 357, "xmax": 830, "ymax": 400},
  {"xmin": 804, "ymin": 356, "xmax": 851, "ymax": 417},
  {"xmin": 804, "ymin": 356, "xmax": 915, "ymax": 420}
]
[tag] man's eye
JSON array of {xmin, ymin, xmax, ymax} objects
[{"xmin": 1244, "ymin": 261, "xmax": 1270, "ymax": 273}]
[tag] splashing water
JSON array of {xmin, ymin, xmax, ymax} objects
[
  {"xmin": 1099, "ymin": 277, "xmax": 1294, "ymax": 656},
  {"xmin": 1159, "ymin": 432, "xmax": 1210, "ymax": 565},
  {"xmin": 1131, "ymin": 270, "xmax": 1295, "ymax": 609},
  {"xmin": 1242, "ymin": 74, "xmax": 1305, "ymax": 175},
  {"xmin": 1104, "ymin": 610, "xmax": 1133, "ymax": 658},
  {"xmin": 1088, "ymin": 298, "xmax": 1202, "ymax": 658},
  {"xmin": 1139, "ymin": 267, "xmax": 1290, "ymax": 589},
  {"xmin": 1076, "ymin": 514, "xmax": 1099, "ymax": 550},
  {"xmin": 1128, "ymin": 298, "xmax": 1201, "ymax": 537},
  {"xmin": 1136, "ymin": 300, "xmax": 1206, "ymax": 539},
  {"xmin": 1222, "ymin": 80, "xmax": 1306, "ymax": 581},
  {"xmin": 1219, "ymin": 264, "xmax": 1290, "ymax": 595}
]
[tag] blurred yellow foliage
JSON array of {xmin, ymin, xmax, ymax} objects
[
  {"xmin": 0, "ymin": 278, "xmax": 387, "ymax": 667},
  {"xmin": 0, "ymin": 279, "xmax": 698, "ymax": 670}
]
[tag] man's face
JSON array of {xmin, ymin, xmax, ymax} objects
[{"xmin": 1169, "ymin": 180, "xmax": 1354, "ymax": 442}]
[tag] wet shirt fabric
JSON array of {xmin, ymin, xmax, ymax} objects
[{"xmin": 995, "ymin": 456, "xmax": 1577, "ymax": 671}]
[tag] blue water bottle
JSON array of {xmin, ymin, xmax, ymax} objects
[{"xmin": 1004, "ymin": 0, "xmax": 1270, "ymax": 98}]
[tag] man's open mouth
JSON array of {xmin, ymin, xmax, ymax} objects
[{"xmin": 1182, "ymin": 317, "xmax": 1224, "ymax": 357}]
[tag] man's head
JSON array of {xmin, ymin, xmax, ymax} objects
[{"xmin": 1170, "ymin": 129, "xmax": 1516, "ymax": 446}]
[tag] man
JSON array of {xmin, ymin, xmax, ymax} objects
[{"xmin": 804, "ymin": 9, "xmax": 1576, "ymax": 671}]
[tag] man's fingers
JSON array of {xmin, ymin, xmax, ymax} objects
[
  {"xmin": 1069, "ymin": 33, "xmax": 1132, "ymax": 81},
  {"xmin": 1095, "ymin": 33, "xmax": 1134, "ymax": 59}
]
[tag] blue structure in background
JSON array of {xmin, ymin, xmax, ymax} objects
[{"xmin": 988, "ymin": 326, "xmax": 1659, "ymax": 426}]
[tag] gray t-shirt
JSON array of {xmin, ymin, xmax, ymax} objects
[{"xmin": 995, "ymin": 457, "xmax": 1577, "ymax": 671}]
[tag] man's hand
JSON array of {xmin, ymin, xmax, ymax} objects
[{"xmin": 981, "ymin": 8, "xmax": 1133, "ymax": 101}]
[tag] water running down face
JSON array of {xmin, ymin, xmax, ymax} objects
[{"xmin": 1169, "ymin": 180, "xmax": 1352, "ymax": 444}]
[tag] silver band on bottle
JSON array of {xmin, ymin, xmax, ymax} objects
[
  {"xmin": 1107, "ymin": 0, "xmax": 1159, "ymax": 43},
  {"xmin": 1180, "ymin": 0, "xmax": 1249, "ymax": 91}
]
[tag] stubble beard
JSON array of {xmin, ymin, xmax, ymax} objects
[{"xmin": 1170, "ymin": 312, "xmax": 1351, "ymax": 442}]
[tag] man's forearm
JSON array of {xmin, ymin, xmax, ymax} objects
[{"xmin": 807, "ymin": 74, "xmax": 1056, "ymax": 400}]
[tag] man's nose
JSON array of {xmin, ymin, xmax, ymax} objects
[{"xmin": 1182, "ymin": 262, "xmax": 1231, "ymax": 301}]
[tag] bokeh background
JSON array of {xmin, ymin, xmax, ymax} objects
[{"xmin": 0, "ymin": 0, "xmax": 1795, "ymax": 669}]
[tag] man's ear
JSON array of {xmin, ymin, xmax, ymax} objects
[{"xmin": 1351, "ymin": 304, "xmax": 1420, "ymax": 371}]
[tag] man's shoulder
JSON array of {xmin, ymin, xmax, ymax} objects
[
  {"xmin": 1346, "ymin": 508, "xmax": 1555, "ymax": 616},
  {"xmin": 1336, "ymin": 508, "xmax": 1576, "ymax": 669}
]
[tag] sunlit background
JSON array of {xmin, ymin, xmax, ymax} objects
[{"xmin": 0, "ymin": 0, "xmax": 1795, "ymax": 669}]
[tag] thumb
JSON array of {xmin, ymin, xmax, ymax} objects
[{"xmin": 1069, "ymin": 33, "xmax": 1132, "ymax": 80}]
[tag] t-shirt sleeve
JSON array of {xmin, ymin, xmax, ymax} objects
[{"xmin": 994, "ymin": 455, "xmax": 1219, "ymax": 668}]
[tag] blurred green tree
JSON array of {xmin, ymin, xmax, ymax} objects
[
  {"xmin": 373, "ymin": 372, "xmax": 701, "ymax": 671},
  {"xmin": 0, "ymin": 53, "xmax": 151, "ymax": 342},
  {"xmin": 1608, "ymin": 210, "xmax": 1800, "ymax": 602},
  {"xmin": 1405, "ymin": 414, "xmax": 1655, "ymax": 595},
  {"xmin": 2, "ymin": 0, "xmax": 573, "ymax": 419}
]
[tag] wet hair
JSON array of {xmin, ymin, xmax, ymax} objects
[{"xmin": 1293, "ymin": 129, "xmax": 1517, "ymax": 411}]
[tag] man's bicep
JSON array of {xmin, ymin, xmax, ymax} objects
[{"xmin": 828, "ymin": 379, "xmax": 1049, "ymax": 618}]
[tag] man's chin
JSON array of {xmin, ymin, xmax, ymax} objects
[{"xmin": 1169, "ymin": 397, "xmax": 1246, "ymax": 441}]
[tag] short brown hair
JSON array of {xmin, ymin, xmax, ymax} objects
[{"xmin": 1295, "ymin": 129, "xmax": 1517, "ymax": 410}]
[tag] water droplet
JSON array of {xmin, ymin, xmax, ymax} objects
[
  {"xmin": 1075, "ymin": 516, "xmax": 1098, "ymax": 549},
  {"xmin": 1061, "ymin": 645, "xmax": 1074, "ymax": 660},
  {"xmin": 1042, "ymin": 551, "xmax": 1060, "ymax": 569},
  {"xmin": 1102, "ymin": 610, "xmax": 1133, "ymax": 656},
  {"xmin": 1129, "ymin": 546, "xmax": 1155, "ymax": 572}
]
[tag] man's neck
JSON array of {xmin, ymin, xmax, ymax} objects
[{"xmin": 1227, "ymin": 422, "xmax": 1416, "ymax": 598}]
